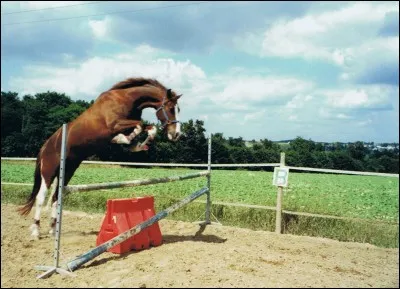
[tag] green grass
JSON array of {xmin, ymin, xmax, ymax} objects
[{"xmin": 1, "ymin": 160, "xmax": 399, "ymax": 247}]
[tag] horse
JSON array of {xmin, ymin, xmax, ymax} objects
[{"xmin": 17, "ymin": 77, "xmax": 182, "ymax": 239}]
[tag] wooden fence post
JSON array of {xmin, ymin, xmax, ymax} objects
[{"xmin": 275, "ymin": 152, "xmax": 285, "ymax": 234}]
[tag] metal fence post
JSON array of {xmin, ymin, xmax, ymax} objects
[
  {"xmin": 205, "ymin": 134, "xmax": 212, "ymax": 224},
  {"xmin": 35, "ymin": 123, "xmax": 75, "ymax": 278}
]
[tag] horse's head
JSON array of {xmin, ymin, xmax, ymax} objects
[{"xmin": 156, "ymin": 88, "xmax": 182, "ymax": 142}]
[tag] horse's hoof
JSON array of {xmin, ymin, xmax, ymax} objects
[
  {"xmin": 49, "ymin": 229, "xmax": 56, "ymax": 237},
  {"xmin": 29, "ymin": 224, "xmax": 40, "ymax": 240}
]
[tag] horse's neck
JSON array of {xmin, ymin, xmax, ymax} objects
[
  {"xmin": 129, "ymin": 86, "xmax": 163, "ymax": 111},
  {"xmin": 125, "ymin": 86, "xmax": 163, "ymax": 118}
]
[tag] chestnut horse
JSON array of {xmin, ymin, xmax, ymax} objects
[{"xmin": 17, "ymin": 77, "xmax": 182, "ymax": 239}]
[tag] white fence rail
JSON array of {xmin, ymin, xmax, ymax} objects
[{"xmin": 2, "ymin": 157, "xmax": 398, "ymax": 177}]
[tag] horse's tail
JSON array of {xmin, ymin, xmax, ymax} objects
[{"xmin": 17, "ymin": 152, "xmax": 43, "ymax": 216}]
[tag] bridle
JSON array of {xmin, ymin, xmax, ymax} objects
[{"xmin": 155, "ymin": 89, "xmax": 180, "ymax": 129}]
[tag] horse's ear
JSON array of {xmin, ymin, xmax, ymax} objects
[
  {"xmin": 167, "ymin": 89, "xmax": 172, "ymax": 99},
  {"xmin": 174, "ymin": 94, "xmax": 182, "ymax": 101}
]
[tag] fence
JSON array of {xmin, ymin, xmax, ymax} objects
[{"xmin": 2, "ymin": 151, "xmax": 399, "ymax": 227}]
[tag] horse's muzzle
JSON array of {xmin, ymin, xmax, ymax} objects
[{"xmin": 168, "ymin": 131, "xmax": 181, "ymax": 142}]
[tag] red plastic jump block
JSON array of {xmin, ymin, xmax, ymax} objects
[{"xmin": 96, "ymin": 196, "xmax": 163, "ymax": 254}]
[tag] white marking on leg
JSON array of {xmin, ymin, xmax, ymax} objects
[
  {"xmin": 127, "ymin": 124, "xmax": 143, "ymax": 141},
  {"xmin": 30, "ymin": 175, "xmax": 48, "ymax": 238},
  {"xmin": 148, "ymin": 126, "xmax": 157, "ymax": 139},
  {"xmin": 51, "ymin": 200, "xmax": 57, "ymax": 219},
  {"xmin": 29, "ymin": 224, "xmax": 40, "ymax": 240},
  {"xmin": 133, "ymin": 124, "xmax": 143, "ymax": 135},
  {"xmin": 111, "ymin": 133, "xmax": 130, "ymax": 144}
]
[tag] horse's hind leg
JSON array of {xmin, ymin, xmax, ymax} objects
[
  {"xmin": 48, "ymin": 177, "xmax": 59, "ymax": 236},
  {"xmin": 29, "ymin": 169, "xmax": 54, "ymax": 239},
  {"xmin": 49, "ymin": 159, "xmax": 81, "ymax": 236},
  {"xmin": 44, "ymin": 177, "xmax": 57, "ymax": 212}
]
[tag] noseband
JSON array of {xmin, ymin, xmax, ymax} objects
[{"xmin": 156, "ymin": 89, "xmax": 180, "ymax": 129}]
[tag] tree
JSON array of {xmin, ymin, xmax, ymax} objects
[
  {"xmin": 228, "ymin": 137, "xmax": 245, "ymax": 148},
  {"xmin": 348, "ymin": 141, "xmax": 367, "ymax": 160},
  {"xmin": 211, "ymin": 133, "xmax": 232, "ymax": 164},
  {"xmin": 287, "ymin": 137, "xmax": 316, "ymax": 167},
  {"xmin": 378, "ymin": 155, "xmax": 399, "ymax": 173},
  {"xmin": 329, "ymin": 151, "xmax": 364, "ymax": 171},
  {"xmin": 1, "ymin": 91, "xmax": 24, "ymax": 141}
]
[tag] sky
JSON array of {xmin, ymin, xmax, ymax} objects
[{"xmin": 1, "ymin": 1, "xmax": 399, "ymax": 143}]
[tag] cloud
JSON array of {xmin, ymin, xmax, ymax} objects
[
  {"xmin": 214, "ymin": 76, "xmax": 314, "ymax": 111},
  {"xmin": 322, "ymin": 85, "xmax": 395, "ymax": 110},
  {"xmin": 89, "ymin": 18, "xmax": 109, "ymax": 39},
  {"xmin": 99, "ymin": 1, "xmax": 312, "ymax": 53},
  {"xmin": 1, "ymin": 1, "xmax": 313, "ymax": 63},
  {"xmin": 8, "ymin": 45, "xmax": 206, "ymax": 101},
  {"xmin": 336, "ymin": 113, "xmax": 352, "ymax": 120},
  {"xmin": 259, "ymin": 2, "xmax": 398, "ymax": 63},
  {"xmin": 356, "ymin": 119, "xmax": 373, "ymax": 127},
  {"xmin": 285, "ymin": 94, "xmax": 313, "ymax": 110},
  {"xmin": 236, "ymin": 2, "xmax": 399, "ymax": 86},
  {"xmin": 7, "ymin": 43, "xmax": 316, "ymax": 134},
  {"xmin": 379, "ymin": 11, "xmax": 399, "ymax": 36},
  {"xmin": 338, "ymin": 36, "xmax": 399, "ymax": 86},
  {"xmin": 244, "ymin": 109, "xmax": 266, "ymax": 122}
]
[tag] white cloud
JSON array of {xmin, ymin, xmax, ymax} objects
[
  {"xmin": 234, "ymin": 2, "xmax": 398, "ymax": 87},
  {"xmin": 259, "ymin": 2, "xmax": 398, "ymax": 65},
  {"xmin": 336, "ymin": 113, "xmax": 352, "ymax": 119},
  {"xmin": 216, "ymin": 76, "xmax": 313, "ymax": 110},
  {"xmin": 339, "ymin": 36, "xmax": 399, "ymax": 84},
  {"xmin": 322, "ymin": 85, "xmax": 395, "ymax": 110},
  {"xmin": 9, "ymin": 46, "xmax": 206, "ymax": 102},
  {"xmin": 244, "ymin": 110, "xmax": 266, "ymax": 122},
  {"xmin": 89, "ymin": 19, "xmax": 109, "ymax": 39},
  {"xmin": 357, "ymin": 119, "xmax": 373, "ymax": 126},
  {"xmin": 318, "ymin": 107, "xmax": 332, "ymax": 119},
  {"xmin": 285, "ymin": 94, "xmax": 313, "ymax": 110}
]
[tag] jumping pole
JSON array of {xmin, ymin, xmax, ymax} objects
[
  {"xmin": 66, "ymin": 186, "xmax": 209, "ymax": 272},
  {"xmin": 35, "ymin": 124, "xmax": 75, "ymax": 279}
]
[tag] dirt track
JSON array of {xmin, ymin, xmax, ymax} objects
[{"xmin": 1, "ymin": 204, "xmax": 398, "ymax": 288}]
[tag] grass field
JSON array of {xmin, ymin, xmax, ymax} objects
[{"xmin": 1, "ymin": 160, "xmax": 399, "ymax": 247}]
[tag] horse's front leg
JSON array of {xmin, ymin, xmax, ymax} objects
[
  {"xmin": 111, "ymin": 119, "xmax": 143, "ymax": 145},
  {"xmin": 130, "ymin": 125, "xmax": 158, "ymax": 152}
]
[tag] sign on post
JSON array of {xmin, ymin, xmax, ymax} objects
[{"xmin": 273, "ymin": 167, "xmax": 289, "ymax": 187}]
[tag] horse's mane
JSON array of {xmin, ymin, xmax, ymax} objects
[{"xmin": 109, "ymin": 77, "xmax": 167, "ymax": 91}]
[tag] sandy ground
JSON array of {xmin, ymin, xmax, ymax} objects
[{"xmin": 1, "ymin": 203, "xmax": 398, "ymax": 288}]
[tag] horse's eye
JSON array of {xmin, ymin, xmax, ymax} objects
[{"xmin": 170, "ymin": 107, "xmax": 175, "ymax": 114}]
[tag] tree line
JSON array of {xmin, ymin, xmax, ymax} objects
[{"xmin": 1, "ymin": 91, "xmax": 398, "ymax": 173}]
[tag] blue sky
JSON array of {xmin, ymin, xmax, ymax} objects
[{"xmin": 1, "ymin": 1, "xmax": 399, "ymax": 143}]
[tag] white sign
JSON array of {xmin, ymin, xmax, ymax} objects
[{"xmin": 273, "ymin": 167, "xmax": 289, "ymax": 187}]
